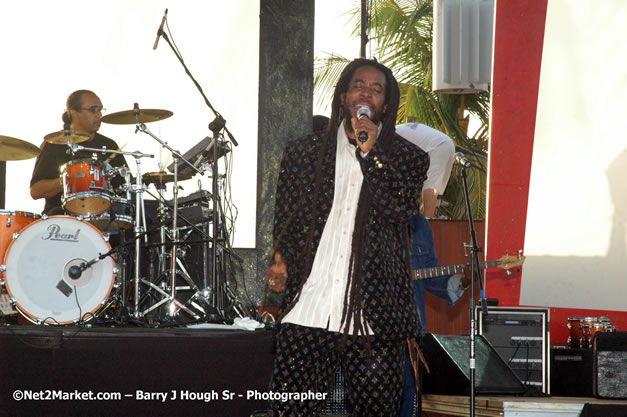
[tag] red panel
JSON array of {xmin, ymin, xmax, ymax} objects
[
  {"xmin": 486, "ymin": 1, "xmax": 627, "ymax": 342},
  {"xmin": 486, "ymin": 0, "xmax": 548, "ymax": 305}
]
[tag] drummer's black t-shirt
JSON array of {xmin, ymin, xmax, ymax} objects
[{"xmin": 30, "ymin": 133, "xmax": 127, "ymax": 215}]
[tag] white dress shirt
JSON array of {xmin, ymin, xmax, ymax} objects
[
  {"xmin": 396, "ymin": 123, "xmax": 455, "ymax": 194},
  {"xmin": 282, "ymin": 123, "xmax": 380, "ymax": 335}
]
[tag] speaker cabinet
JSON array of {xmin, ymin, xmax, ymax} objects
[
  {"xmin": 593, "ymin": 331, "xmax": 627, "ymax": 399},
  {"xmin": 551, "ymin": 348, "xmax": 593, "ymax": 397},
  {"xmin": 476, "ymin": 306, "xmax": 550, "ymax": 393},
  {"xmin": 421, "ymin": 333, "xmax": 526, "ymax": 395}
]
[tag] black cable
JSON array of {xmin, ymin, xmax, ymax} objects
[
  {"xmin": 524, "ymin": 341, "xmax": 532, "ymax": 386},
  {"xmin": 73, "ymin": 285, "xmax": 84, "ymax": 327},
  {"xmin": 507, "ymin": 341, "xmax": 522, "ymax": 366}
]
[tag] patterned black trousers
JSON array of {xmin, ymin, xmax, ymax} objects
[{"xmin": 267, "ymin": 323, "xmax": 405, "ymax": 417}]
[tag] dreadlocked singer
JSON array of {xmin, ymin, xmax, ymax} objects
[{"xmin": 264, "ymin": 58, "xmax": 430, "ymax": 416}]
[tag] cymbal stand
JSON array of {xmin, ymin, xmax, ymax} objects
[{"xmin": 168, "ymin": 157, "xmax": 180, "ymax": 317}]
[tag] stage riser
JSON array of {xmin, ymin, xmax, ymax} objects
[{"xmin": 0, "ymin": 327, "xmax": 274, "ymax": 416}]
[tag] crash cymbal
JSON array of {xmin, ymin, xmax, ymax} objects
[
  {"xmin": 101, "ymin": 109, "xmax": 173, "ymax": 125},
  {"xmin": 44, "ymin": 130, "xmax": 90, "ymax": 145},
  {"xmin": 143, "ymin": 171, "xmax": 192, "ymax": 185},
  {"xmin": 0, "ymin": 135, "xmax": 39, "ymax": 161}
]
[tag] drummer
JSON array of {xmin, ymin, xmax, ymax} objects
[{"xmin": 30, "ymin": 90, "xmax": 127, "ymax": 215}]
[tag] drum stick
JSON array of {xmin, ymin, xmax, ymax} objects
[{"xmin": 105, "ymin": 151, "xmax": 120, "ymax": 164}]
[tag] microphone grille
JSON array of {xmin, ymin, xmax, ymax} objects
[{"xmin": 356, "ymin": 105, "xmax": 371, "ymax": 119}]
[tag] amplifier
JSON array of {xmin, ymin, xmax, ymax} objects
[
  {"xmin": 593, "ymin": 331, "xmax": 627, "ymax": 399},
  {"xmin": 551, "ymin": 347, "xmax": 593, "ymax": 397}
]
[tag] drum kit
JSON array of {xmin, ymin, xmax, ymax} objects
[
  {"xmin": 567, "ymin": 316, "xmax": 616, "ymax": 348},
  {"xmin": 0, "ymin": 106, "xmax": 241, "ymax": 327}
]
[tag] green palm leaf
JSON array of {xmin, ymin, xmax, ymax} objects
[{"xmin": 314, "ymin": 0, "xmax": 489, "ymax": 219}]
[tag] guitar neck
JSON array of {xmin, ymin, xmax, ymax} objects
[{"xmin": 414, "ymin": 259, "xmax": 502, "ymax": 280}]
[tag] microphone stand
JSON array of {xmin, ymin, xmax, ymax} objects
[
  {"xmin": 156, "ymin": 21, "xmax": 242, "ymax": 320},
  {"xmin": 156, "ymin": 25, "xmax": 239, "ymax": 148},
  {"xmin": 459, "ymin": 164, "xmax": 488, "ymax": 417},
  {"xmin": 209, "ymin": 116, "xmax": 225, "ymax": 316}
]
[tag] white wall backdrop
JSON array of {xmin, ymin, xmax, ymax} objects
[
  {"xmin": 1, "ymin": 0, "xmax": 361, "ymax": 248},
  {"xmin": 521, "ymin": 0, "xmax": 627, "ymax": 311}
]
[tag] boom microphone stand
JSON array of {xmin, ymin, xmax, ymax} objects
[
  {"xmin": 154, "ymin": 13, "xmax": 240, "ymax": 319},
  {"xmin": 153, "ymin": 13, "xmax": 239, "ymax": 148},
  {"xmin": 456, "ymin": 154, "xmax": 489, "ymax": 417}
]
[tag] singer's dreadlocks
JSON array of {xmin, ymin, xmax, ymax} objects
[{"xmin": 278, "ymin": 58, "xmax": 401, "ymax": 351}]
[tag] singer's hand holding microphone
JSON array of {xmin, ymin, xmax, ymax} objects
[{"xmin": 351, "ymin": 105, "xmax": 377, "ymax": 152}]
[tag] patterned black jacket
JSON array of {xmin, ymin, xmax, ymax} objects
[{"xmin": 273, "ymin": 131, "xmax": 429, "ymax": 340}]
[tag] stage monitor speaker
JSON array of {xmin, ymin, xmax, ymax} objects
[
  {"xmin": 593, "ymin": 331, "xmax": 627, "ymax": 399},
  {"xmin": 421, "ymin": 333, "xmax": 526, "ymax": 395}
]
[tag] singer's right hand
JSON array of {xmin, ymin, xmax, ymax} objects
[
  {"xmin": 351, "ymin": 115, "xmax": 378, "ymax": 153},
  {"xmin": 265, "ymin": 252, "xmax": 287, "ymax": 293}
]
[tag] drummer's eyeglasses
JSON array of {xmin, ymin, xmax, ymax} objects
[{"xmin": 79, "ymin": 106, "xmax": 105, "ymax": 114}]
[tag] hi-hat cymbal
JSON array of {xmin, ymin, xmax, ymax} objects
[
  {"xmin": 0, "ymin": 135, "xmax": 40, "ymax": 161},
  {"xmin": 143, "ymin": 171, "xmax": 192, "ymax": 185},
  {"xmin": 101, "ymin": 109, "xmax": 173, "ymax": 125},
  {"xmin": 44, "ymin": 130, "xmax": 90, "ymax": 145}
]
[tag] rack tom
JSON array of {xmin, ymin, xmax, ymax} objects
[{"xmin": 62, "ymin": 159, "xmax": 112, "ymax": 216}]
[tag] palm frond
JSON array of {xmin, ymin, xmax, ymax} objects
[
  {"xmin": 313, "ymin": 0, "xmax": 491, "ymax": 219},
  {"xmin": 313, "ymin": 54, "xmax": 350, "ymax": 113}
]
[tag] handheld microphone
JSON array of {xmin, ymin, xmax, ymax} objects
[
  {"xmin": 356, "ymin": 105, "xmax": 371, "ymax": 143},
  {"xmin": 454, "ymin": 152, "xmax": 472, "ymax": 168},
  {"xmin": 152, "ymin": 8, "xmax": 168, "ymax": 50}
]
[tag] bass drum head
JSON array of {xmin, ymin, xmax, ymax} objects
[{"xmin": 3, "ymin": 216, "xmax": 115, "ymax": 325}]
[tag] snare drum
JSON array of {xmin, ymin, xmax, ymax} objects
[
  {"xmin": 0, "ymin": 210, "xmax": 40, "ymax": 265},
  {"xmin": 84, "ymin": 197, "xmax": 134, "ymax": 232},
  {"xmin": 3, "ymin": 216, "xmax": 115, "ymax": 325},
  {"xmin": 62, "ymin": 159, "xmax": 112, "ymax": 216}
]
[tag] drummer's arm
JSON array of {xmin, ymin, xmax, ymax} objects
[{"xmin": 30, "ymin": 178, "xmax": 63, "ymax": 200}]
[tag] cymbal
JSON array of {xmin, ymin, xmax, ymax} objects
[
  {"xmin": 143, "ymin": 171, "xmax": 192, "ymax": 185},
  {"xmin": 101, "ymin": 109, "xmax": 173, "ymax": 125},
  {"xmin": 44, "ymin": 130, "xmax": 90, "ymax": 145},
  {"xmin": 0, "ymin": 135, "xmax": 40, "ymax": 161}
]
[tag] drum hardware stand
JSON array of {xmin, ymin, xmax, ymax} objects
[
  {"xmin": 62, "ymin": 219, "xmax": 167, "ymax": 325},
  {"xmin": 71, "ymin": 141, "xmax": 154, "ymax": 320},
  {"xmin": 100, "ymin": 164, "xmax": 134, "ymax": 317},
  {"xmin": 139, "ymin": 185, "xmax": 217, "ymax": 322},
  {"xmin": 134, "ymin": 105, "xmax": 211, "ymax": 323}
]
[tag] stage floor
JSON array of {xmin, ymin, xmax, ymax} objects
[
  {"xmin": 0, "ymin": 325, "xmax": 275, "ymax": 417},
  {"xmin": 423, "ymin": 394, "xmax": 627, "ymax": 417}
]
